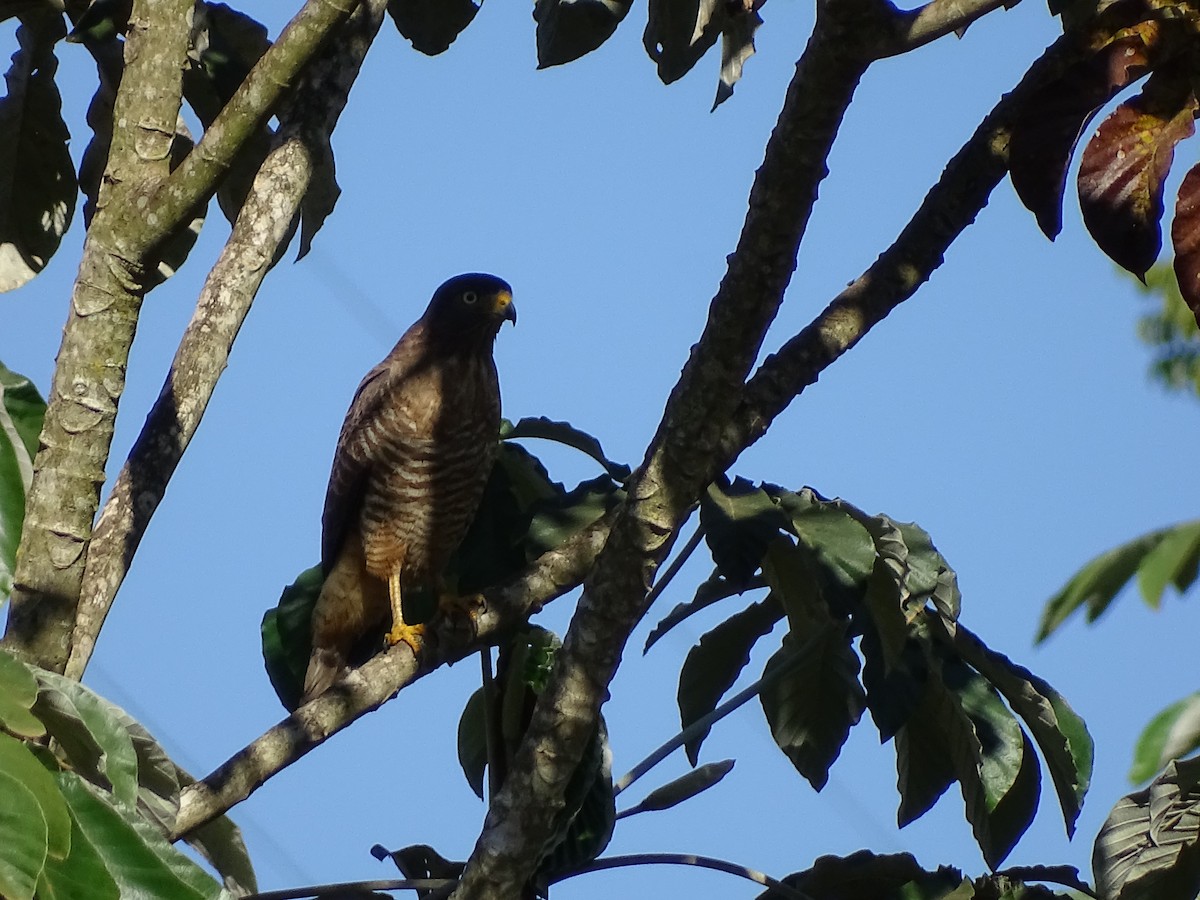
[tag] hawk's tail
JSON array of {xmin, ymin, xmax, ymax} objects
[{"xmin": 299, "ymin": 648, "xmax": 344, "ymax": 707}]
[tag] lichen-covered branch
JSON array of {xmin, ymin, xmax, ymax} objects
[
  {"xmin": 66, "ymin": 0, "xmax": 389, "ymax": 683},
  {"xmin": 3, "ymin": 0, "xmax": 194, "ymax": 671},
  {"xmin": 3, "ymin": 0, "xmax": 362, "ymax": 673},
  {"xmin": 449, "ymin": 0, "xmax": 891, "ymax": 893},
  {"xmin": 170, "ymin": 514, "xmax": 611, "ymax": 840}
]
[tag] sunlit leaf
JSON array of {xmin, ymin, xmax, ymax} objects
[
  {"xmin": 0, "ymin": 12, "xmax": 74, "ymax": 293},
  {"xmin": 534, "ymin": 0, "xmax": 633, "ymax": 68},
  {"xmin": 0, "ymin": 734, "xmax": 70, "ymax": 861},
  {"xmin": 1130, "ymin": 693, "xmax": 1200, "ymax": 785},
  {"xmin": 1094, "ymin": 757, "xmax": 1200, "ymax": 900},
  {"xmin": 387, "ymin": 0, "xmax": 481, "ymax": 55},
  {"xmin": 55, "ymin": 773, "xmax": 224, "ymax": 900},
  {"xmin": 616, "ymin": 759, "xmax": 735, "ymax": 819},
  {"xmin": 1136, "ymin": 520, "xmax": 1200, "ymax": 608},
  {"xmin": 0, "ymin": 648, "xmax": 43, "ymax": 737},
  {"xmin": 0, "ymin": 769, "xmax": 46, "ymax": 900},
  {"xmin": 677, "ymin": 595, "xmax": 782, "ymax": 764},
  {"xmin": 1078, "ymin": 68, "xmax": 1198, "ymax": 279}
]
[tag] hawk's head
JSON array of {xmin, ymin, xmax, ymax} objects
[{"xmin": 425, "ymin": 273, "xmax": 517, "ymax": 341}]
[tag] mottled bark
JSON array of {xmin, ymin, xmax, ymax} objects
[
  {"xmin": 3, "ymin": 0, "xmax": 360, "ymax": 673},
  {"xmin": 67, "ymin": 0, "xmax": 389, "ymax": 682}
]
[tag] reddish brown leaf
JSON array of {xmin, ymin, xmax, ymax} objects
[
  {"xmin": 1171, "ymin": 165, "xmax": 1200, "ymax": 326},
  {"xmin": 1009, "ymin": 33, "xmax": 1154, "ymax": 239},
  {"xmin": 1078, "ymin": 68, "xmax": 1198, "ymax": 278}
]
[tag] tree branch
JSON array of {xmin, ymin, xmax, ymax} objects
[
  {"xmin": 884, "ymin": 0, "xmax": 1017, "ymax": 56},
  {"xmin": 3, "ymin": 0, "xmax": 194, "ymax": 671},
  {"xmin": 170, "ymin": 514, "xmax": 612, "ymax": 840},
  {"xmin": 65, "ymin": 0, "xmax": 389, "ymax": 683},
  {"xmin": 449, "ymin": 0, "xmax": 894, "ymax": 894}
]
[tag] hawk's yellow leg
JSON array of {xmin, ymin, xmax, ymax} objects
[{"xmin": 385, "ymin": 571, "xmax": 425, "ymax": 653}]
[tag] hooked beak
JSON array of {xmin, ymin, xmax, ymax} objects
[{"xmin": 495, "ymin": 291, "xmax": 517, "ymax": 326}]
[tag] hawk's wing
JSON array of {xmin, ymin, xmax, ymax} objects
[{"xmin": 319, "ymin": 322, "xmax": 429, "ymax": 573}]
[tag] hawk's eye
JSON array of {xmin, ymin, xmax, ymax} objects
[{"xmin": 462, "ymin": 291, "xmax": 478, "ymax": 305}]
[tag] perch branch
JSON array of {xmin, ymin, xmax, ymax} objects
[
  {"xmin": 170, "ymin": 514, "xmax": 612, "ymax": 840},
  {"xmin": 66, "ymin": 0, "xmax": 389, "ymax": 682}
]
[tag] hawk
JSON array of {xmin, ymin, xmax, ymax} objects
[{"xmin": 301, "ymin": 273, "xmax": 516, "ymax": 704}]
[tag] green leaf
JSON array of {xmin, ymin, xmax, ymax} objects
[
  {"xmin": 37, "ymin": 790, "xmax": 119, "ymax": 900},
  {"xmin": 677, "ymin": 595, "xmax": 782, "ymax": 764},
  {"xmin": 502, "ymin": 416, "xmax": 630, "ymax": 481},
  {"xmin": 0, "ymin": 647, "xmax": 44, "ymax": 737},
  {"xmin": 1137, "ymin": 521, "xmax": 1200, "ymax": 608},
  {"xmin": 0, "ymin": 768, "xmax": 47, "ymax": 900},
  {"xmin": 1038, "ymin": 524, "xmax": 1199, "ymax": 642},
  {"xmin": 534, "ymin": 0, "xmax": 633, "ymax": 69},
  {"xmin": 56, "ymin": 773, "xmax": 225, "ymax": 900},
  {"xmin": 1094, "ymin": 757, "xmax": 1200, "ymax": 900},
  {"xmin": 771, "ymin": 486, "xmax": 875, "ymax": 602},
  {"xmin": 457, "ymin": 686, "xmax": 488, "ymax": 801},
  {"xmin": 0, "ymin": 362, "xmax": 46, "ymax": 603},
  {"xmin": 261, "ymin": 564, "xmax": 322, "ymax": 712},
  {"xmin": 32, "ymin": 670, "xmax": 140, "ymax": 809},
  {"xmin": 759, "ymin": 625, "xmax": 866, "ymax": 791},
  {"xmin": 0, "ymin": 734, "xmax": 70, "ymax": 861},
  {"xmin": 0, "ymin": 11, "xmax": 75, "ymax": 293},
  {"xmin": 1131, "ymin": 692, "xmax": 1200, "ymax": 785},
  {"xmin": 616, "ymin": 759, "xmax": 735, "ymax": 820},
  {"xmin": 701, "ymin": 476, "xmax": 791, "ymax": 587},
  {"xmin": 386, "ymin": 0, "xmax": 481, "ymax": 55},
  {"xmin": 993, "ymin": 864, "xmax": 1093, "ymax": 895},
  {"xmin": 525, "ymin": 473, "xmax": 623, "ymax": 559},
  {"xmin": 645, "ymin": 568, "xmax": 764, "ymax": 653},
  {"xmin": 895, "ymin": 679, "xmax": 959, "ymax": 827},
  {"xmin": 953, "ymin": 625, "xmax": 1092, "ymax": 838}
]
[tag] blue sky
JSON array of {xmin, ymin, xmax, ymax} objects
[{"xmin": 4, "ymin": 1, "xmax": 1200, "ymax": 895}]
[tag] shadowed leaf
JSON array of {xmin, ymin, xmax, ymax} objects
[
  {"xmin": 1136, "ymin": 519, "xmax": 1200, "ymax": 607},
  {"xmin": 535, "ymin": 0, "xmax": 633, "ymax": 68},
  {"xmin": 645, "ymin": 568, "xmax": 765, "ymax": 652},
  {"xmin": 756, "ymin": 850, "xmax": 969, "ymax": 900},
  {"xmin": 0, "ymin": 650, "xmax": 42, "ymax": 738},
  {"xmin": 1078, "ymin": 68, "xmax": 1197, "ymax": 278},
  {"xmin": 1009, "ymin": 31, "xmax": 1154, "ymax": 239},
  {"xmin": 1094, "ymin": 758, "xmax": 1200, "ymax": 900},
  {"xmin": 993, "ymin": 864, "xmax": 1093, "ymax": 895},
  {"xmin": 0, "ymin": 363, "xmax": 44, "ymax": 604},
  {"xmin": 457, "ymin": 687, "xmax": 488, "ymax": 801},
  {"xmin": 712, "ymin": 0, "xmax": 761, "ymax": 110},
  {"xmin": 502, "ymin": 417, "xmax": 630, "ymax": 481},
  {"xmin": 701, "ymin": 476, "xmax": 790, "ymax": 587},
  {"xmin": 1172, "ymin": 165, "xmax": 1200, "ymax": 326},
  {"xmin": 760, "ymin": 624, "xmax": 866, "ymax": 791},
  {"xmin": 261, "ymin": 565, "xmax": 321, "ymax": 712},
  {"xmin": 387, "ymin": 0, "xmax": 480, "ymax": 55},
  {"xmin": 677, "ymin": 595, "xmax": 782, "ymax": 763},
  {"xmin": 953, "ymin": 624, "xmax": 1092, "ymax": 838},
  {"xmin": 1130, "ymin": 693, "xmax": 1200, "ymax": 785},
  {"xmin": 616, "ymin": 759, "xmax": 736, "ymax": 819},
  {"xmin": 0, "ymin": 12, "xmax": 74, "ymax": 293}
]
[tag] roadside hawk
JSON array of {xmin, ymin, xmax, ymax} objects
[{"xmin": 301, "ymin": 273, "xmax": 516, "ymax": 704}]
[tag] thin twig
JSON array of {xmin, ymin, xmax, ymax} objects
[
  {"xmin": 553, "ymin": 853, "xmax": 812, "ymax": 900},
  {"xmin": 613, "ymin": 629, "xmax": 813, "ymax": 795}
]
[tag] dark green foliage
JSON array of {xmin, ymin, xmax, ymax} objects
[
  {"xmin": 386, "ymin": 0, "xmax": 481, "ymax": 55},
  {"xmin": 0, "ymin": 362, "xmax": 45, "ymax": 603},
  {"xmin": 534, "ymin": 0, "xmax": 634, "ymax": 69},
  {"xmin": 657, "ymin": 480, "xmax": 1091, "ymax": 868}
]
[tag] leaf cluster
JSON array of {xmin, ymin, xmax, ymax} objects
[
  {"xmin": 0, "ymin": 648, "xmax": 253, "ymax": 900},
  {"xmin": 646, "ymin": 477, "xmax": 1093, "ymax": 869}
]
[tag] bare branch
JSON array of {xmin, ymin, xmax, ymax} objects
[
  {"xmin": 170, "ymin": 514, "xmax": 611, "ymax": 840},
  {"xmin": 66, "ymin": 0, "xmax": 389, "ymax": 683},
  {"xmin": 884, "ymin": 0, "xmax": 1017, "ymax": 57}
]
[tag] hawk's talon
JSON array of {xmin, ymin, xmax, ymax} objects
[{"xmin": 385, "ymin": 621, "xmax": 425, "ymax": 655}]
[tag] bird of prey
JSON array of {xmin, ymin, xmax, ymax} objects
[{"xmin": 301, "ymin": 273, "xmax": 516, "ymax": 704}]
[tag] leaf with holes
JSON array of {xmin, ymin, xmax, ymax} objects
[
  {"xmin": 0, "ymin": 12, "xmax": 74, "ymax": 293},
  {"xmin": 1009, "ymin": 30, "xmax": 1156, "ymax": 239},
  {"xmin": 1094, "ymin": 757, "xmax": 1200, "ymax": 900},
  {"xmin": 644, "ymin": 0, "xmax": 726, "ymax": 85},
  {"xmin": 1078, "ymin": 67, "xmax": 1198, "ymax": 279}
]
